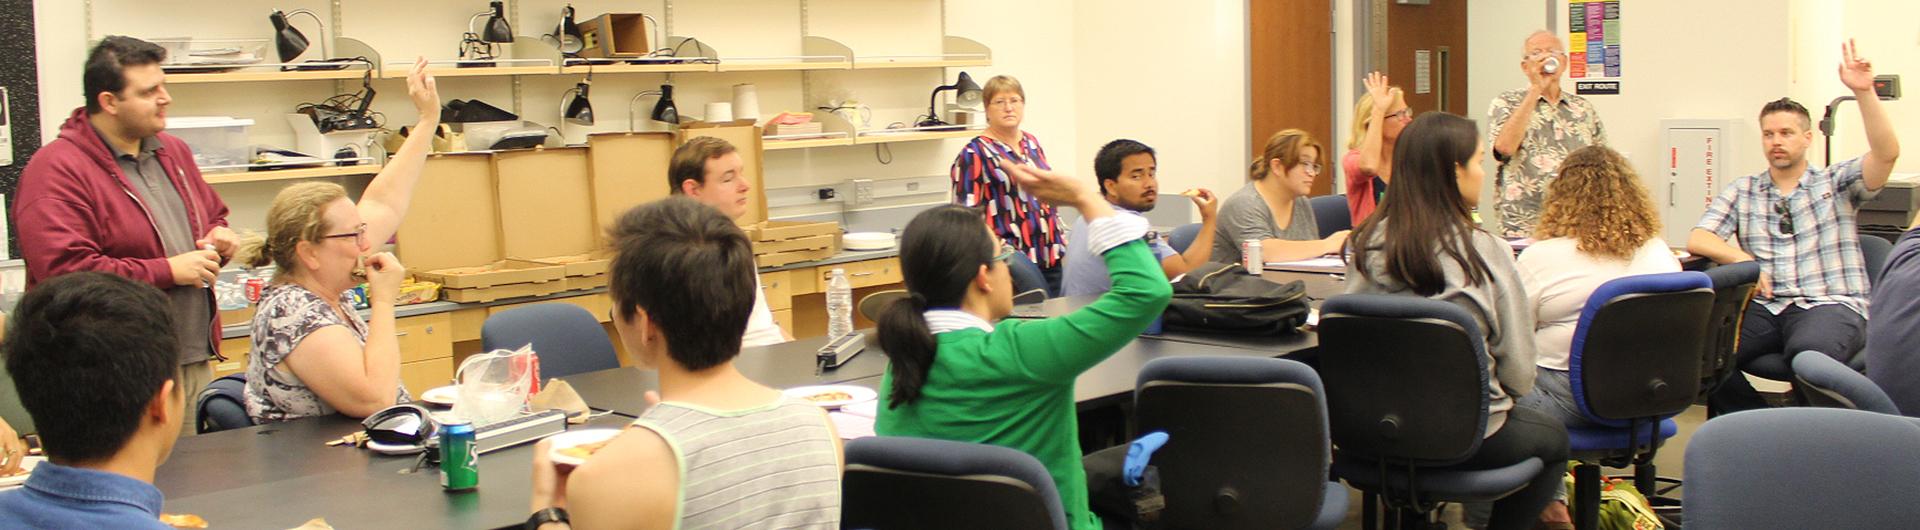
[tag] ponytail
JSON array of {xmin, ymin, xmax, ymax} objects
[
  {"xmin": 882, "ymin": 205, "xmax": 997, "ymax": 408},
  {"xmin": 878, "ymin": 293, "xmax": 936, "ymax": 408}
]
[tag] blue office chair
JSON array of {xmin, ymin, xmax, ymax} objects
[
  {"xmin": 842, "ymin": 436, "xmax": 1068, "ymax": 530},
  {"xmin": 1317, "ymin": 294, "xmax": 1544, "ymax": 530},
  {"xmin": 1793, "ymin": 350, "xmax": 1901, "ymax": 414},
  {"xmin": 1684, "ymin": 408, "xmax": 1920, "ymax": 529},
  {"xmin": 481, "ymin": 304, "xmax": 619, "ymax": 380},
  {"xmin": 1134, "ymin": 356, "xmax": 1347, "ymax": 530},
  {"xmin": 1308, "ymin": 195, "xmax": 1352, "ymax": 239},
  {"xmin": 1007, "ymin": 252, "xmax": 1052, "ymax": 299},
  {"xmin": 1563, "ymin": 271, "xmax": 1714, "ymax": 530},
  {"xmin": 1168, "ymin": 222, "xmax": 1204, "ymax": 254},
  {"xmin": 196, "ymin": 373, "xmax": 255, "ymax": 434}
]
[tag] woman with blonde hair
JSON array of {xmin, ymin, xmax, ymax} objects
[
  {"xmin": 1516, "ymin": 144, "xmax": 1680, "ymax": 428},
  {"xmin": 950, "ymin": 75, "xmax": 1068, "ymax": 295},
  {"xmin": 1212, "ymin": 129, "xmax": 1350, "ymax": 265},
  {"xmin": 1344, "ymin": 71, "xmax": 1412, "ymax": 226},
  {"xmin": 239, "ymin": 58, "xmax": 440, "ymax": 423}
]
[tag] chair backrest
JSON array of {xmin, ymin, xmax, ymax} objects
[
  {"xmin": 1792, "ymin": 350, "xmax": 1901, "ymax": 415},
  {"xmin": 1862, "ymin": 233, "xmax": 1894, "ymax": 286},
  {"xmin": 1568, "ymin": 272, "xmax": 1714, "ymax": 425},
  {"xmin": 196, "ymin": 373, "xmax": 254, "ymax": 434},
  {"xmin": 1700, "ymin": 262, "xmax": 1759, "ymax": 396},
  {"xmin": 842, "ymin": 436, "xmax": 1068, "ymax": 530},
  {"xmin": 1685, "ymin": 408, "xmax": 1920, "ymax": 529},
  {"xmin": 481, "ymin": 303, "xmax": 619, "ymax": 380},
  {"xmin": 1168, "ymin": 222, "xmax": 1204, "ymax": 254},
  {"xmin": 1317, "ymin": 294, "xmax": 1489, "ymax": 465},
  {"xmin": 1007, "ymin": 252, "xmax": 1050, "ymax": 299},
  {"xmin": 1308, "ymin": 195, "xmax": 1352, "ymax": 238},
  {"xmin": 859, "ymin": 290, "xmax": 909, "ymax": 322},
  {"xmin": 1134, "ymin": 356, "xmax": 1330, "ymax": 530}
]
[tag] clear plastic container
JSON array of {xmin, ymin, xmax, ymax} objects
[
  {"xmin": 827, "ymin": 268, "xmax": 853, "ymax": 340},
  {"xmin": 165, "ymin": 117, "xmax": 255, "ymax": 173}
]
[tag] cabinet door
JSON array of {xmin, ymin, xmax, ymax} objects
[
  {"xmin": 401, "ymin": 358, "xmax": 455, "ymax": 395},
  {"xmin": 761, "ymin": 270, "xmax": 793, "ymax": 311},
  {"xmin": 395, "ymin": 313, "xmax": 454, "ymax": 364}
]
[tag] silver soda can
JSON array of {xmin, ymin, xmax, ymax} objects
[{"xmin": 1243, "ymin": 239, "xmax": 1262, "ymax": 274}]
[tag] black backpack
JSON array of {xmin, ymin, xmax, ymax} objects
[{"xmin": 1163, "ymin": 262, "xmax": 1310, "ymax": 334}]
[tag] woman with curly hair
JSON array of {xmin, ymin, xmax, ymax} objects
[{"xmin": 1516, "ymin": 145, "xmax": 1681, "ymax": 427}]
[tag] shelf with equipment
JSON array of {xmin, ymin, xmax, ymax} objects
[{"xmin": 200, "ymin": 164, "xmax": 384, "ymax": 185}]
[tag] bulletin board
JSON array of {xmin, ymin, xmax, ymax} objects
[{"xmin": 1568, "ymin": 0, "xmax": 1623, "ymax": 95}]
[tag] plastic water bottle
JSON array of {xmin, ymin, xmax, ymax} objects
[{"xmin": 827, "ymin": 268, "xmax": 853, "ymax": 340}]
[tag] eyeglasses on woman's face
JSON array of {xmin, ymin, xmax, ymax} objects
[
  {"xmin": 991, "ymin": 243, "xmax": 1018, "ymax": 263},
  {"xmin": 322, "ymin": 223, "xmax": 369, "ymax": 247}
]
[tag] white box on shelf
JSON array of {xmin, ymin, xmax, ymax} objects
[
  {"xmin": 286, "ymin": 114, "xmax": 378, "ymax": 164},
  {"xmin": 164, "ymin": 117, "xmax": 254, "ymax": 173}
]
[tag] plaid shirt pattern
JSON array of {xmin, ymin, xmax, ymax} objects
[
  {"xmin": 951, "ymin": 132, "xmax": 1066, "ymax": 268},
  {"xmin": 1695, "ymin": 156, "xmax": 1878, "ymax": 316}
]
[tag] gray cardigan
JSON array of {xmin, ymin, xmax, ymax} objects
[{"xmin": 1344, "ymin": 221, "xmax": 1537, "ymax": 436}]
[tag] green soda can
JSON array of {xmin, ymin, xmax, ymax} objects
[{"xmin": 439, "ymin": 420, "xmax": 478, "ymax": 491}]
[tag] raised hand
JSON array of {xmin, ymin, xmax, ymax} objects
[
  {"xmin": 1839, "ymin": 39, "xmax": 1876, "ymax": 93},
  {"xmin": 407, "ymin": 56, "xmax": 441, "ymax": 125}
]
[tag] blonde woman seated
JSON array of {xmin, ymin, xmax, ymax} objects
[
  {"xmin": 239, "ymin": 59, "xmax": 439, "ymax": 423},
  {"xmin": 1515, "ymin": 145, "xmax": 1681, "ymax": 427}
]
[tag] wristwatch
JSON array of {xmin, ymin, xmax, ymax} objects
[{"xmin": 525, "ymin": 507, "xmax": 570, "ymax": 529}]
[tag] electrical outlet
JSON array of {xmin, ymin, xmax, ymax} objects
[
  {"xmin": 851, "ymin": 179, "xmax": 875, "ymax": 206},
  {"xmin": 817, "ymin": 187, "xmax": 837, "ymax": 201}
]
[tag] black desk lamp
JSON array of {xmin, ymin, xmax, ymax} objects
[
  {"xmin": 652, "ymin": 84, "xmax": 679, "ymax": 124},
  {"xmin": 479, "ymin": 1, "xmax": 514, "ymax": 43},
  {"xmin": 1819, "ymin": 74, "xmax": 1901, "ymax": 167},
  {"xmin": 270, "ymin": 9, "xmax": 326, "ymax": 63},
  {"xmin": 545, "ymin": 4, "xmax": 584, "ymax": 56},
  {"xmin": 563, "ymin": 73, "xmax": 594, "ymax": 126},
  {"xmin": 918, "ymin": 71, "xmax": 981, "ymax": 128}
]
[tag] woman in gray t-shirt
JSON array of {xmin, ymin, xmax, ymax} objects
[{"xmin": 1213, "ymin": 129, "xmax": 1351, "ymax": 264}]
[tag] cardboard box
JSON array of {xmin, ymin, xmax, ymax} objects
[
  {"xmin": 441, "ymin": 280, "xmax": 566, "ymax": 304},
  {"xmin": 564, "ymin": 274, "xmax": 610, "ymax": 291},
  {"xmin": 496, "ymin": 147, "xmax": 598, "ymax": 260},
  {"xmin": 754, "ymin": 234, "xmax": 836, "ymax": 254},
  {"xmin": 397, "ymin": 153, "xmax": 501, "ymax": 273},
  {"xmin": 535, "ymin": 253, "xmax": 612, "ymax": 277},
  {"xmin": 578, "ymin": 13, "xmax": 650, "ymax": 58},
  {"xmin": 749, "ymin": 220, "xmax": 839, "ymax": 242},
  {"xmin": 756, "ymin": 246, "xmax": 839, "ymax": 268},
  {"xmin": 412, "ymin": 259, "xmax": 565, "ymax": 290},
  {"xmin": 587, "ymin": 132, "xmax": 675, "ymax": 239}
]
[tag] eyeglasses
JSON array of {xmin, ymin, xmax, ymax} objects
[
  {"xmin": 323, "ymin": 223, "xmax": 369, "ymax": 246},
  {"xmin": 1775, "ymin": 198, "xmax": 1795, "ymax": 236},
  {"xmin": 1301, "ymin": 163, "xmax": 1323, "ymax": 176},
  {"xmin": 1387, "ymin": 108, "xmax": 1412, "ymax": 121},
  {"xmin": 991, "ymin": 244, "xmax": 1018, "ymax": 263}
]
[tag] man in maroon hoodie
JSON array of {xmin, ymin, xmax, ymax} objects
[{"xmin": 15, "ymin": 36, "xmax": 234, "ymax": 421}]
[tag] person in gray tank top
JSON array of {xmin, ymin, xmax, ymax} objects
[{"xmin": 528, "ymin": 197, "xmax": 842, "ymax": 530}]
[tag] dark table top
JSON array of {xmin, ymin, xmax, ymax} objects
[
  {"xmin": 156, "ymin": 413, "xmax": 631, "ymax": 529},
  {"xmin": 562, "ymin": 332, "xmax": 889, "ymax": 417}
]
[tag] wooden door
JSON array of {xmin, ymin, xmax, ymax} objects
[
  {"xmin": 1385, "ymin": 0, "xmax": 1470, "ymax": 115},
  {"xmin": 1250, "ymin": 0, "xmax": 1336, "ymax": 196}
]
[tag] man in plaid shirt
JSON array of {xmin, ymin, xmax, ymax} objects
[{"xmin": 1689, "ymin": 40, "xmax": 1901, "ymax": 413}]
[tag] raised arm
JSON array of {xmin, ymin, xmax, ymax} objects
[
  {"xmin": 1357, "ymin": 72, "xmax": 1397, "ymax": 175},
  {"xmin": 359, "ymin": 57, "xmax": 441, "ymax": 248},
  {"xmin": 1839, "ymin": 39, "xmax": 1900, "ymax": 191}
]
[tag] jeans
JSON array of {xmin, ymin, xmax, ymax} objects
[
  {"xmin": 1454, "ymin": 402, "xmax": 1571, "ymax": 530},
  {"xmin": 1710, "ymin": 303, "xmax": 1866, "ymax": 414}
]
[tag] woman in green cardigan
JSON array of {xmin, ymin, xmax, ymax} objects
[{"xmin": 874, "ymin": 161, "xmax": 1173, "ymax": 530}]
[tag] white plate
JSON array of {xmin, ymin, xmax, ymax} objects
[
  {"xmin": 0, "ymin": 456, "xmax": 46, "ymax": 489},
  {"xmin": 420, "ymin": 385, "xmax": 460, "ymax": 407},
  {"xmin": 783, "ymin": 384, "xmax": 878, "ymax": 409},
  {"xmin": 843, "ymin": 232, "xmax": 896, "ymax": 251},
  {"xmin": 840, "ymin": 399, "xmax": 880, "ymax": 419},
  {"xmin": 547, "ymin": 428, "xmax": 625, "ymax": 467}
]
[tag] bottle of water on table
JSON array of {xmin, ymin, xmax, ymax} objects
[{"xmin": 827, "ymin": 268, "xmax": 853, "ymax": 340}]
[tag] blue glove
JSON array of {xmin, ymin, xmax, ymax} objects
[{"xmin": 1123, "ymin": 431, "xmax": 1170, "ymax": 487}]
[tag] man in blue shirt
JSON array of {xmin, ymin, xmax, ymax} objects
[
  {"xmin": 1061, "ymin": 139, "xmax": 1219, "ymax": 297},
  {"xmin": 1689, "ymin": 40, "xmax": 1900, "ymax": 412},
  {"xmin": 0, "ymin": 272, "xmax": 188, "ymax": 529}
]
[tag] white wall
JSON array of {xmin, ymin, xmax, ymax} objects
[
  {"xmin": 1789, "ymin": 0, "xmax": 1920, "ymax": 173},
  {"xmin": 1070, "ymin": 0, "xmax": 1248, "ymax": 205},
  {"xmin": 1466, "ymin": 0, "xmax": 1551, "ymax": 224}
]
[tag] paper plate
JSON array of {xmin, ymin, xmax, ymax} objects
[
  {"xmin": 843, "ymin": 232, "xmax": 896, "ymax": 251},
  {"xmin": 0, "ymin": 456, "xmax": 45, "ymax": 489},
  {"xmin": 547, "ymin": 428, "xmax": 625, "ymax": 467},
  {"xmin": 783, "ymin": 384, "xmax": 878, "ymax": 409},
  {"xmin": 420, "ymin": 385, "xmax": 459, "ymax": 407}
]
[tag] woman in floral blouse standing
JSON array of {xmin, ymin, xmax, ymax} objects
[{"xmin": 951, "ymin": 75, "xmax": 1068, "ymax": 295}]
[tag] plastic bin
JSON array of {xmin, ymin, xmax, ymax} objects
[{"xmin": 165, "ymin": 117, "xmax": 254, "ymax": 172}]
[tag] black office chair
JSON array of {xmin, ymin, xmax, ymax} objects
[
  {"xmin": 1308, "ymin": 195, "xmax": 1352, "ymax": 238},
  {"xmin": 1792, "ymin": 350, "xmax": 1901, "ymax": 414},
  {"xmin": 858, "ymin": 289, "xmax": 909, "ymax": 322},
  {"xmin": 1699, "ymin": 261, "xmax": 1759, "ymax": 412},
  {"xmin": 1317, "ymin": 294, "xmax": 1544, "ymax": 530},
  {"xmin": 196, "ymin": 373, "xmax": 255, "ymax": 434},
  {"xmin": 481, "ymin": 304, "xmax": 619, "ymax": 380},
  {"xmin": 1863, "ymin": 232, "xmax": 1894, "ymax": 286},
  {"xmin": 1134, "ymin": 356, "xmax": 1347, "ymax": 530},
  {"xmin": 1685, "ymin": 408, "xmax": 1920, "ymax": 529},
  {"xmin": 1561, "ymin": 272, "xmax": 1714, "ymax": 530},
  {"xmin": 842, "ymin": 436, "xmax": 1068, "ymax": 530}
]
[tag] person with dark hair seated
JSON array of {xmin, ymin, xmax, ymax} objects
[
  {"xmin": 875, "ymin": 160, "xmax": 1173, "ymax": 530},
  {"xmin": 1060, "ymin": 139, "xmax": 1218, "ymax": 297},
  {"xmin": 525, "ymin": 197, "xmax": 841, "ymax": 530},
  {"xmin": 1345, "ymin": 112, "xmax": 1569, "ymax": 530},
  {"xmin": 0, "ymin": 272, "xmax": 187, "ymax": 529}
]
